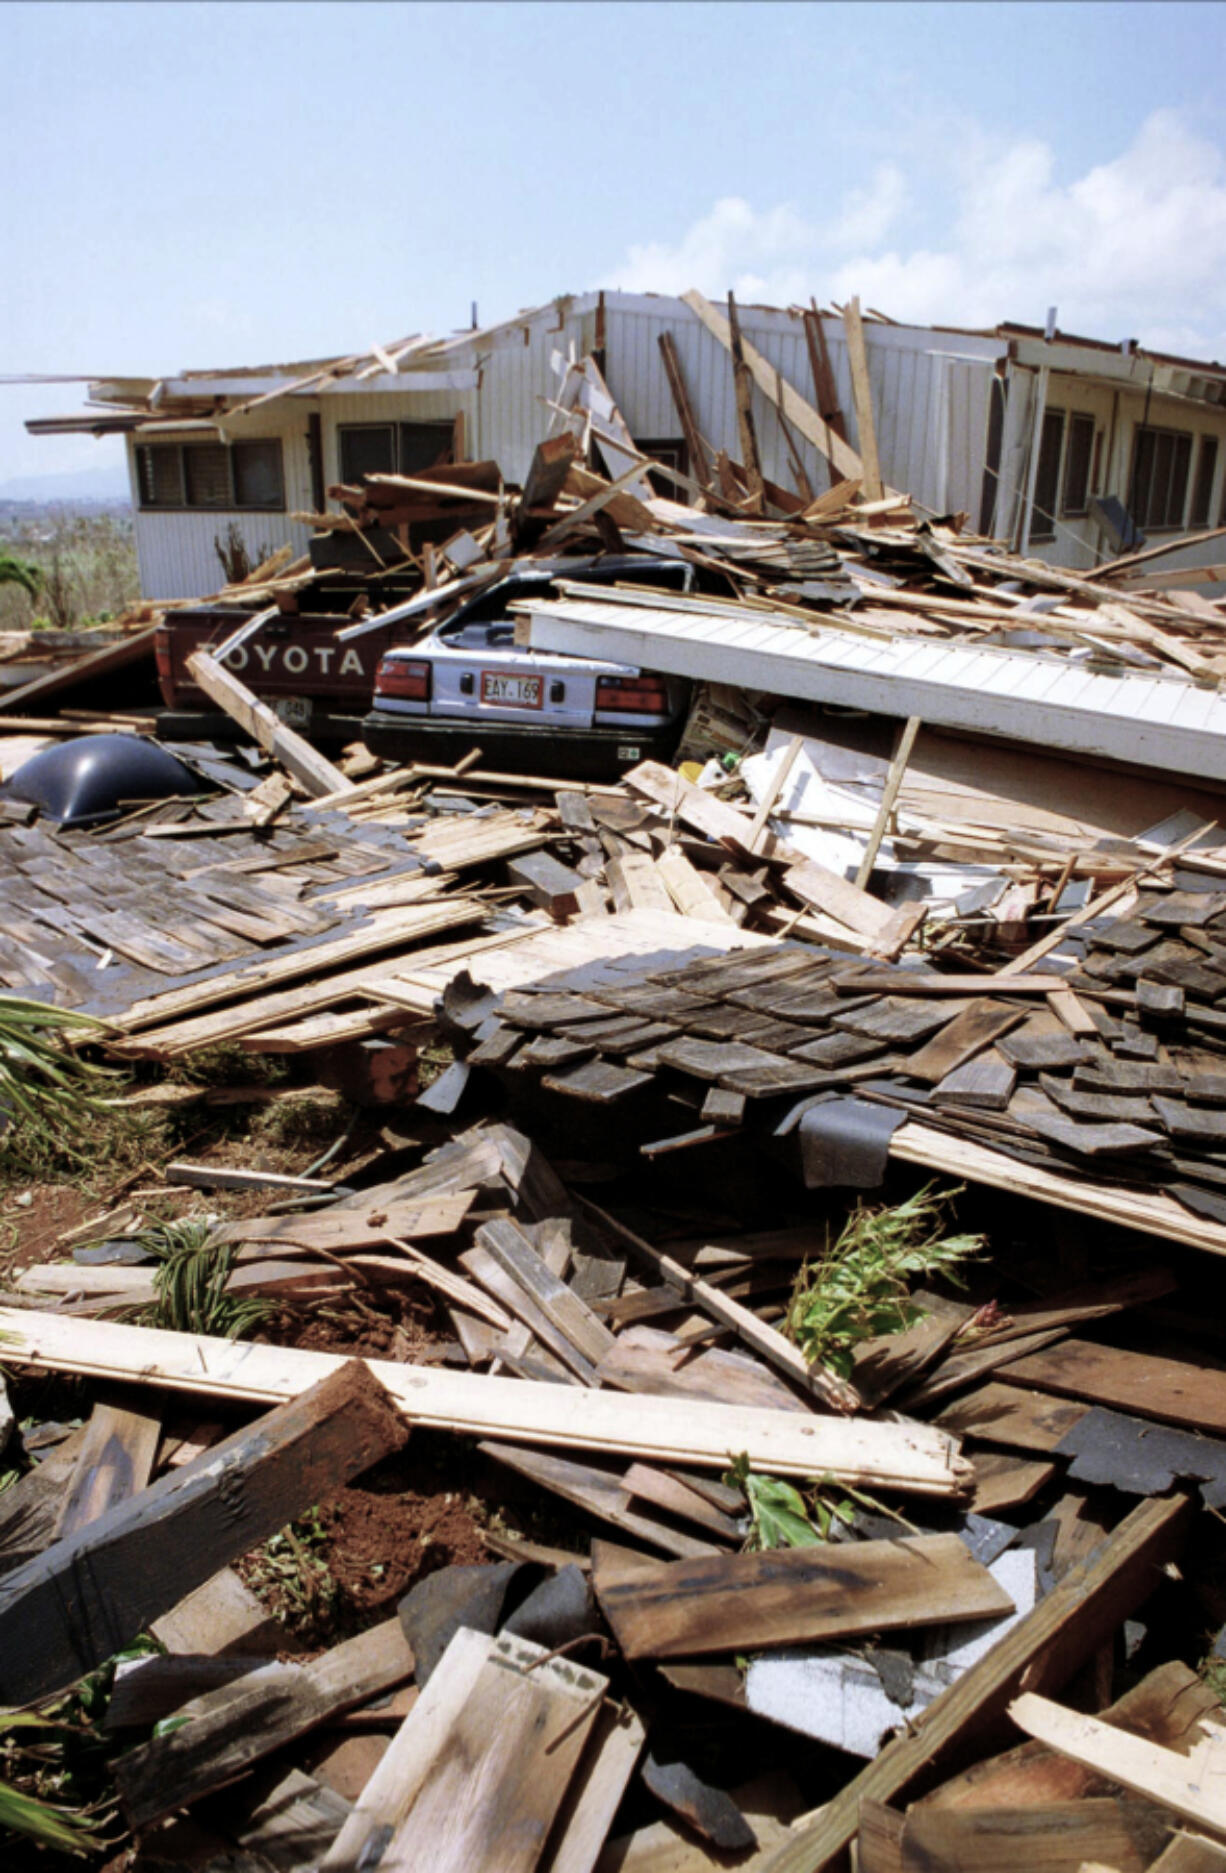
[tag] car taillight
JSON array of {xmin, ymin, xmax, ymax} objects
[
  {"xmin": 595, "ymin": 674, "xmax": 669, "ymax": 715},
  {"xmin": 377, "ymin": 657, "xmax": 432, "ymax": 701}
]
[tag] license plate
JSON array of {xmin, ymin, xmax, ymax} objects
[
  {"xmin": 481, "ymin": 671, "xmax": 543, "ymax": 710},
  {"xmin": 274, "ymin": 696, "xmax": 312, "ymax": 727}
]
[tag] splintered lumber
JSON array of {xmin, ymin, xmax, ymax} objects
[
  {"xmin": 115, "ymin": 1616, "xmax": 415, "ymax": 1830},
  {"xmin": 593, "ymin": 1534, "xmax": 1014, "ymax": 1660},
  {"xmin": 54, "ymin": 1392, "xmax": 162, "ymax": 1540},
  {"xmin": 186, "ymin": 650, "xmax": 348, "ymax": 796},
  {"xmin": 111, "ymin": 899, "xmax": 481, "ymax": 1042},
  {"xmin": 0, "ymin": 1360, "xmax": 408, "ymax": 1705},
  {"xmin": 1008, "ymin": 1694, "xmax": 1226, "ymax": 1841},
  {"xmin": 681, "ymin": 289, "xmax": 872, "ymax": 488},
  {"xmin": 855, "ymin": 715, "xmax": 921, "ymax": 890},
  {"xmin": 0, "ymin": 1311, "xmax": 967, "ymax": 1494},
  {"xmin": 658, "ymin": 330, "xmax": 713, "ymax": 488},
  {"xmin": 760, "ymin": 1492, "xmax": 1194, "ymax": 1873},
  {"xmin": 320, "ymin": 1626, "xmax": 606, "ymax": 1873},
  {"xmin": 577, "ymin": 1196, "xmax": 861, "ymax": 1413}
]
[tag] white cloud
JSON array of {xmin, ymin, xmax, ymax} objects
[{"xmin": 601, "ymin": 111, "xmax": 1226, "ymax": 361}]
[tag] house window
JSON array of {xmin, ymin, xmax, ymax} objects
[
  {"xmin": 1062, "ymin": 412, "xmax": 1095, "ymax": 517},
  {"xmin": 1190, "ymin": 436, "xmax": 1219, "ymax": 528},
  {"xmin": 1130, "ymin": 423, "xmax": 1193, "ymax": 531},
  {"xmin": 634, "ymin": 437, "xmax": 689, "ymax": 499},
  {"xmin": 135, "ymin": 439, "xmax": 285, "ymax": 511},
  {"xmin": 338, "ymin": 421, "xmax": 455, "ymax": 484},
  {"xmin": 1030, "ymin": 410, "xmax": 1065, "ymax": 541}
]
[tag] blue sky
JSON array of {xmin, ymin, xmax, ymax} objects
[{"xmin": 4, "ymin": 0, "xmax": 1226, "ymax": 483}]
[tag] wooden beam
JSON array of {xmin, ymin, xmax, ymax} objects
[
  {"xmin": 185, "ymin": 650, "xmax": 348, "ymax": 796},
  {"xmin": 842, "ymin": 297, "xmax": 884, "ymax": 502},
  {"xmin": 804, "ymin": 302, "xmax": 848, "ymax": 441},
  {"xmin": 0, "ymin": 1309, "xmax": 967, "ymax": 1495},
  {"xmin": 0, "ymin": 1360, "xmax": 409, "ymax": 1705},
  {"xmin": 658, "ymin": 331, "xmax": 713, "ymax": 489},
  {"xmin": 760, "ymin": 1492, "xmax": 1195, "ymax": 1873},
  {"xmin": 854, "ymin": 716, "xmax": 921, "ymax": 890},
  {"xmin": 728, "ymin": 291, "xmax": 767, "ymax": 507}
]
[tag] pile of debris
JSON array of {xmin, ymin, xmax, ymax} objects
[{"xmin": 6, "ymin": 341, "xmax": 1226, "ymax": 1873}]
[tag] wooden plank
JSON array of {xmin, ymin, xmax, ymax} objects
[
  {"xmin": 899, "ymin": 1800, "xmax": 1171, "ymax": 1873},
  {"xmin": 762, "ymin": 1493, "xmax": 1196, "ymax": 1873},
  {"xmin": 855, "ymin": 716, "xmax": 921, "ymax": 890},
  {"xmin": 54, "ymin": 1392, "xmax": 162, "ymax": 1540},
  {"xmin": 481, "ymin": 1442, "xmax": 721, "ymax": 1560},
  {"xmin": 547, "ymin": 1698, "xmax": 647, "ymax": 1873},
  {"xmin": 1008, "ymin": 1694, "xmax": 1226, "ymax": 1840},
  {"xmin": 842, "ymin": 298, "xmax": 884, "ymax": 501},
  {"xmin": 935, "ymin": 1050, "xmax": 1017, "ymax": 1111},
  {"xmin": 909, "ymin": 1001, "xmax": 1029, "ymax": 1085},
  {"xmin": 682, "ymin": 289, "xmax": 872, "ymax": 487},
  {"xmin": 475, "ymin": 1219, "xmax": 614, "ymax": 1367},
  {"xmin": 0, "ymin": 1309, "xmax": 967, "ymax": 1493},
  {"xmin": 0, "ymin": 1360, "xmax": 409, "ymax": 1705},
  {"xmin": 593, "ymin": 1532, "xmax": 1014, "ymax": 1660},
  {"xmin": 728, "ymin": 291, "xmax": 767, "ymax": 505},
  {"xmin": 999, "ymin": 1339, "xmax": 1226, "ymax": 1436},
  {"xmin": 658, "ymin": 330, "xmax": 713, "ymax": 489},
  {"xmin": 933, "ymin": 1382, "xmax": 1089, "ymax": 1454},
  {"xmin": 320, "ymin": 1627, "xmax": 606, "ymax": 1873},
  {"xmin": 115, "ymin": 1616, "xmax": 415, "ymax": 1829},
  {"xmin": 621, "ymin": 1463, "xmax": 742, "ymax": 1542},
  {"xmin": 186, "ymin": 650, "xmax": 347, "ymax": 796},
  {"xmin": 656, "ymin": 848, "xmax": 735, "ymax": 924}
]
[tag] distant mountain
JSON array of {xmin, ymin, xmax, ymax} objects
[{"xmin": 0, "ymin": 465, "xmax": 131, "ymax": 502}]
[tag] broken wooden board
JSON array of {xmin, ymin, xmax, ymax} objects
[
  {"xmin": 898, "ymin": 1799, "xmax": 1171, "ymax": 1873},
  {"xmin": 0, "ymin": 1360, "xmax": 408, "ymax": 1704},
  {"xmin": 592, "ymin": 1534, "xmax": 1014, "ymax": 1660},
  {"xmin": 187, "ymin": 650, "xmax": 348, "ymax": 796},
  {"xmin": 115, "ymin": 1616, "xmax": 415, "ymax": 1829},
  {"xmin": 999, "ymin": 1339, "xmax": 1226, "ymax": 1437},
  {"xmin": 0, "ymin": 1310, "xmax": 969, "ymax": 1493},
  {"xmin": 1009, "ymin": 1694, "xmax": 1226, "ymax": 1842},
  {"xmin": 54, "ymin": 1391, "xmax": 163, "ymax": 1540},
  {"xmin": 319, "ymin": 1626, "xmax": 606, "ymax": 1873}
]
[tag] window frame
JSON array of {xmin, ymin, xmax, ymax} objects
[
  {"xmin": 1190, "ymin": 435, "xmax": 1219, "ymax": 530},
  {"xmin": 1129, "ymin": 421, "xmax": 1194, "ymax": 532},
  {"xmin": 134, "ymin": 438, "xmax": 286, "ymax": 513},
  {"xmin": 337, "ymin": 419, "xmax": 457, "ymax": 486},
  {"xmin": 1061, "ymin": 411, "xmax": 1096, "ymax": 518}
]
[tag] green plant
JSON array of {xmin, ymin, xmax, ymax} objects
[
  {"xmin": 0, "ymin": 1710, "xmax": 106, "ymax": 1857},
  {"xmin": 785, "ymin": 1183, "xmax": 985, "ymax": 1378},
  {"xmin": 0, "ymin": 997, "xmax": 118, "ymax": 1168},
  {"xmin": 243, "ymin": 1507, "xmax": 339, "ymax": 1636},
  {"xmin": 0, "ymin": 553, "xmax": 41, "ymax": 600},
  {"xmin": 138, "ymin": 1215, "xmax": 272, "ymax": 1340},
  {"xmin": 724, "ymin": 1455, "xmax": 822, "ymax": 1549}
]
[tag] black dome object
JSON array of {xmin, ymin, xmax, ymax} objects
[{"xmin": 0, "ymin": 734, "xmax": 207, "ymax": 828}]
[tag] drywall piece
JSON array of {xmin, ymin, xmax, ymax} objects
[{"xmin": 745, "ymin": 1548, "xmax": 1036, "ymax": 1755}]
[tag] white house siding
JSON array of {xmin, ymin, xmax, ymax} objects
[
  {"xmin": 127, "ymin": 412, "xmax": 315, "ymax": 600},
  {"xmin": 599, "ymin": 296, "xmax": 1001, "ymax": 515}
]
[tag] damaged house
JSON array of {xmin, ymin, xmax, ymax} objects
[{"xmin": 27, "ymin": 289, "xmax": 1226, "ymax": 601}]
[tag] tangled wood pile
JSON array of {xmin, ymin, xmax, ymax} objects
[{"xmin": 7, "ymin": 350, "xmax": 1226, "ymax": 1870}]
